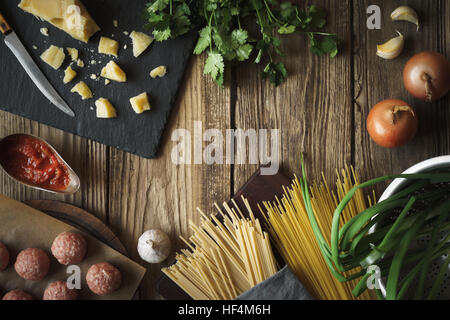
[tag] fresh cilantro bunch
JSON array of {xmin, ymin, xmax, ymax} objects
[{"xmin": 144, "ymin": 0, "xmax": 339, "ymax": 86}]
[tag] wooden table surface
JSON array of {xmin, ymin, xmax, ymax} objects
[{"xmin": 0, "ymin": 1, "xmax": 449, "ymax": 299}]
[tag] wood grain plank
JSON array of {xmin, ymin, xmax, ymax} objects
[
  {"xmin": 107, "ymin": 55, "xmax": 232, "ymax": 300},
  {"xmin": 353, "ymin": 0, "xmax": 450, "ymax": 194},
  {"xmin": 0, "ymin": 111, "xmax": 109, "ymax": 222},
  {"xmin": 233, "ymin": 0, "xmax": 353, "ymax": 191}
]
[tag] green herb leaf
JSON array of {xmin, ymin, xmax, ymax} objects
[
  {"xmin": 231, "ymin": 29, "xmax": 248, "ymax": 45},
  {"xmin": 262, "ymin": 62, "xmax": 288, "ymax": 86},
  {"xmin": 153, "ymin": 28, "xmax": 172, "ymax": 41},
  {"xmin": 194, "ymin": 26, "xmax": 212, "ymax": 55},
  {"xmin": 236, "ymin": 44, "xmax": 253, "ymax": 62},
  {"xmin": 278, "ymin": 24, "xmax": 296, "ymax": 34},
  {"xmin": 279, "ymin": 2, "xmax": 295, "ymax": 20},
  {"xmin": 204, "ymin": 52, "xmax": 225, "ymax": 83},
  {"xmin": 147, "ymin": 0, "xmax": 169, "ymax": 12},
  {"xmin": 308, "ymin": 5, "xmax": 328, "ymax": 29},
  {"xmin": 309, "ymin": 33, "xmax": 339, "ymax": 57}
]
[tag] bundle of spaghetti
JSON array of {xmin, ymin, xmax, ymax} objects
[
  {"xmin": 261, "ymin": 166, "xmax": 376, "ymax": 300},
  {"xmin": 162, "ymin": 197, "xmax": 279, "ymax": 300}
]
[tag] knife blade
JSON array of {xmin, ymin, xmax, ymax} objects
[{"xmin": 0, "ymin": 11, "xmax": 75, "ymax": 117}]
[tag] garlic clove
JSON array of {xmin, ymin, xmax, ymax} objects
[
  {"xmin": 391, "ymin": 6, "xmax": 420, "ymax": 31},
  {"xmin": 137, "ymin": 229, "xmax": 171, "ymax": 264},
  {"xmin": 376, "ymin": 31, "xmax": 404, "ymax": 60}
]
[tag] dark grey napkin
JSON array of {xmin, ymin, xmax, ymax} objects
[{"xmin": 236, "ymin": 266, "xmax": 313, "ymax": 300}]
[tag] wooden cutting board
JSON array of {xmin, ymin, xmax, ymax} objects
[
  {"xmin": 0, "ymin": 0, "xmax": 196, "ymax": 159},
  {"xmin": 23, "ymin": 200, "xmax": 146, "ymax": 300},
  {"xmin": 0, "ymin": 196, "xmax": 146, "ymax": 300},
  {"xmin": 25, "ymin": 200, "xmax": 127, "ymax": 256},
  {"xmin": 156, "ymin": 168, "xmax": 292, "ymax": 300}
]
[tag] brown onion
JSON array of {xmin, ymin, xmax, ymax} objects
[
  {"xmin": 367, "ymin": 99, "xmax": 418, "ymax": 148},
  {"xmin": 403, "ymin": 51, "xmax": 450, "ymax": 101}
]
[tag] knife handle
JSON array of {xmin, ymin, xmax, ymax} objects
[{"xmin": 0, "ymin": 11, "xmax": 12, "ymax": 35}]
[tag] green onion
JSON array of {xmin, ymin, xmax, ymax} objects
[{"xmin": 299, "ymin": 158, "xmax": 450, "ymax": 300}]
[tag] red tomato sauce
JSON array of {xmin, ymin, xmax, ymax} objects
[{"xmin": 0, "ymin": 135, "xmax": 70, "ymax": 191}]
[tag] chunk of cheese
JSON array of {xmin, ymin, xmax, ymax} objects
[
  {"xmin": 40, "ymin": 27, "xmax": 49, "ymax": 36},
  {"xmin": 63, "ymin": 66, "xmax": 77, "ymax": 83},
  {"xmin": 95, "ymin": 98, "xmax": 117, "ymax": 118},
  {"xmin": 101, "ymin": 61, "xmax": 126, "ymax": 82},
  {"xmin": 98, "ymin": 36, "xmax": 119, "ymax": 57},
  {"xmin": 129, "ymin": 92, "xmax": 151, "ymax": 114},
  {"xmin": 66, "ymin": 48, "xmax": 78, "ymax": 61},
  {"xmin": 130, "ymin": 31, "xmax": 153, "ymax": 57},
  {"xmin": 71, "ymin": 81, "xmax": 92, "ymax": 100},
  {"xmin": 18, "ymin": 0, "xmax": 100, "ymax": 43},
  {"xmin": 40, "ymin": 45, "xmax": 65, "ymax": 70},
  {"xmin": 150, "ymin": 66, "xmax": 167, "ymax": 78}
]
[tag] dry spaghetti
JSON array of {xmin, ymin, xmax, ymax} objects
[
  {"xmin": 261, "ymin": 166, "xmax": 375, "ymax": 300},
  {"xmin": 162, "ymin": 197, "xmax": 278, "ymax": 300}
]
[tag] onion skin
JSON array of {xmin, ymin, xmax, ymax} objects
[
  {"xmin": 403, "ymin": 51, "xmax": 450, "ymax": 101},
  {"xmin": 367, "ymin": 99, "xmax": 418, "ymax": 148}
]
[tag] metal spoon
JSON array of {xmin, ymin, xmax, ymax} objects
[{"xmin": 0, "ymin": 133, "xmax": 80, "ymax": 195}]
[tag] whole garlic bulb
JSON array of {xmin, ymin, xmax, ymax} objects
[{"xmin": 137, "ymin": 229, "xmax": 171, "ymax": 264}]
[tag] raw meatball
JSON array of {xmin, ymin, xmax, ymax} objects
[
  {"xmin": 51, "ymin": 231, "xmax": 87, "ymax": 265},
  {"xmin": 43, "ymin": 281, "xmax": 78, "ymax": 300},
  {"xmin": 14, "ymin": 248, "xmax": 50, "ymax": 281},
  {"xmin": 86, "ymin": 262, "xmax": 121, "ymax": 295},
  {"xmin": 0, "ymin": 241, "xmax": 9, "ymax": 271},
  {"xmin": 2, "ymin": 289, "xmax": 33, "ymax": 300}
]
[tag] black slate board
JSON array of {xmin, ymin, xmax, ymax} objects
[{"xmin": 0, "ymin": 0, "xmax": 196, "ymax": 159}]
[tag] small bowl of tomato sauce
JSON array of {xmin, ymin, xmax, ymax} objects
[{"xmin": 0, "ymin": 134, "xmax": 80, "ymax": 194}]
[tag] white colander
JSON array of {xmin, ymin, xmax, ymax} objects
[{"xmin": 375, "ymin": 155, "xmax": 450, "ymax": 299}]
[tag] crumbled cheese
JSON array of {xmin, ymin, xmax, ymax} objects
[
  {"xmin": 71, "ymin": 81, "xmax": 93, "ymax": 100},
  {"xmin": 129, "ymin": 31, "xmax": 153, "ymax": 57},
  {"xmin": 129, "ymin": 92, "xmax": 151, "ymax": 114},
  {"xmin": 76, "ymin": 59, "xmax": 85, "ymax": 67},
  {"xmin": 66, "ymin": 48, "xmax": 79, "ymax": 61},
  {"xmin": 123, "ymin": 44, "xmax": 127, "ymax": 50},
  {"xmin": 40, "ymin": 27, "xmax": 49, "ymax": 36},
  {"xmin": 40, "ymin": 45, "xmax": 65, "ymax": 70},
  {"xmin": 90, "ymin": 60, "xmax": 97, "ymax": 65},
  {"xmin": 101, "ymin": 61, "xmax": 126, "ymax": 82},
  {"xmin": 123, "ymin": 31, "xmax": 129, "ymax": 36},
  {"xmin": 32, "ymin": 45, "xmax": 38, "ymax": 50},
  {"xmin": 95, "ymin": 98, "xmax": 117, "ymax": 118},
  {"xmin": 104, "ymin": 79, "xmax": 111, "ymax": 85},
  {"xmin": 90, "ymin": 74, "xmax": 97, "ymax": 80},
  {"xmin": 113, "ymin": 19, "xmax": 118, "ymax": 27},
  {"xmin": 150, "ymin": 66, "xmax": 167, "ymax": 78},
  {"xmin": 98, "ymin": 36, "xmax": 119, "ymax": 57},
  {"xmin": 63, "ymin": 66, "xmax": 77, "ymax": 83}
]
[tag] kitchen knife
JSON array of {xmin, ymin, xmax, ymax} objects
[{"xmin": 0, "ymin": 11, "xmax": 75, "ymax": 117}]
